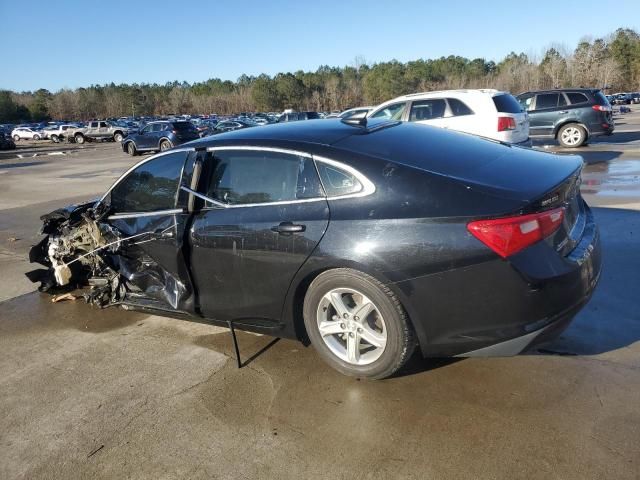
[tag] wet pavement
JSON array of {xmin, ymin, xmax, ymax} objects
[{"xmin": 1, "ymin": 117, "xmax": 640, "ymax": 479}]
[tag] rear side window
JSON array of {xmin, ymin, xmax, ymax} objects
[
  {"xmin": 316, "ymin": 162, "xmax": 363, "ymax": 197},
  {"xmin": 206, "ymin": 150, "xmax": 322, "ymax": 205},
  {"xmin": 492, "ymin": 94, "xmax": 523, "ymax": 113},
  {"xmin": 409, "ymin": 99, "xmax": 447, "ymax": 121},
  {"xmin": 566, "ymin": 92, "xmax": 589, "ymax": 105},
  {"xmin": 111, "ymin": 151, "xmax": 187, "ymax": 212},
  {"xmin": 306, "ymin": 112, "xmax": 320, "ymax": 119},
  {"xmin": 447, "ymin": 98, "xmax": 473, "ymax": 116}
]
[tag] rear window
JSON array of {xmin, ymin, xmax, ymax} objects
[
  {"xmin": 566, "ymin": 92, "xmax": 589, "ymax": 105},
  {"xmin": 492, "ymin": 94, "xmax": 523, "ymax": 113},
  {"xmin": 305, "ymin": 112, "xmax": 320, "ymax": 119},
  {"xmin": 173, "ymin": 122, "xmax": 197, "ymax": 131}
]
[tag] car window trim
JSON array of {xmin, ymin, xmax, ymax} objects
[
  {"xmin": 107, "ymin": 209, "xmax": 184, "ymax": 220},
  {"xmin": 193, "ymin": 146, "xmax": 375, "ymax": 207}
]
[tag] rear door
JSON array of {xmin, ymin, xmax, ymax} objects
[
  {"xmin": 187, "ymin": 147, "xmax": 329, "ymax": 324},
  {"xmin": 105, "ymin": 149, "xmax": 197, "ymax": 311},
  {"xmin": 407, "ymin": 98, "xmax": 448, "ymax": 128}
]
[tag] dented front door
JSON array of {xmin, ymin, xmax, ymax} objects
[{"xmin": 105, "ymin": 149, "xmax": 197, "ymax": 311}]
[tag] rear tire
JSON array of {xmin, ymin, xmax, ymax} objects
[
  {"xmin": 75, "ymin": 134, "xmax": 85, "ymax": 144},
  {"xmin": 126, "ymin": 142, "xmax": 138, "ymax": 156},
  {"xmin": 114, "ymin": 132, "xmax": 123, "ymax": 142},
  {"xmin": 159, "ymin": 139, "xmax": 172, "ymax": 152},
  {"xmin": 558, "ymin": 124, "xmax": 586, "ymax": 148},
  {"xmin": 303, "ymin": 268, "xmax": 416, "ymax": 379},
  {"xmin": 51, "ymin": 135, "xmax": 59, "ymax": 143},
  {"xmin": 33, "ymin": 134, "xmax": 41, "ymax": 140}
]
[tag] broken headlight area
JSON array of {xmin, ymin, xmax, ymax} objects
[{"xmin": 26, "ymin": 202, "xmax": 170, "ymax": 309}]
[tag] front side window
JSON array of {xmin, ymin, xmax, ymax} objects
[
  {"xmin": 206, "ymin": 150, "xmax": 323, "ymax": 205},
  {"xmin": 141, "ymin": 124, "xmax": 154, "ymax": 134},
  {"xmin": 316, "ymin": 162, "xmax": 363, "ymax": 197},
  {"xmin": 370, "ymin": 102, "xmax": 406, "ymax": 120},
  {"xmin": 110, "ymin": 151, "xmax": 187, "ymax": 212},
  {"xmin": 409, "ymin": 99, "xmax": 447, "ymax": 121}
]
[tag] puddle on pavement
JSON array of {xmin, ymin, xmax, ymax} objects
[
  {"xmin": 581, "ymin": 159, "xmax": 640, "ymax": 196},
  {"xmin": 0, "ymin": 290, "xmax": 144, "ymax": 333}
]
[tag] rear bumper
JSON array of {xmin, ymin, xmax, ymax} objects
[
  {"xmin": 514, "ymin": 138, "xmax": 532, "ymax": 148},
  {"xmin": 402, "ymin": 204, "xmax": 602, "ymax": 358}
]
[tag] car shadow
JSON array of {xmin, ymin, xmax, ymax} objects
[
  {"xmin": 529, "ymin": 206, "xmax": 640, "ymax": 356},
  {"xmin": 590, "ymin": 130, "xmax": 640, "ymax": 144}
]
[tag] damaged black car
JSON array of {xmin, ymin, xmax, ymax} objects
[{"xmin": 27, "ymin": 118, "xmax": 602, "ymax": 379}]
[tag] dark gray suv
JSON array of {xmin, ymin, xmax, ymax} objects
[
  {"xmin": 122, "ymin": 121, "xmax": 200, "ymax": 156},
  {"xmin": 516, "ymin": 89, "xmax": 613, "ymax": 147}
]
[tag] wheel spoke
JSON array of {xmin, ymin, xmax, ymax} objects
[
  {"xmin": 359, "ymin": 325, "xmax": 385, "ymax": 348},
  {"xmin": 346, "ymin": 334, "xmax": 360, "ymax": 363},
  {"xmin": 353, "ymin": 300, "xmax": 374, "ymax": 322},
  {"xmin": 318, "ymin": 320, "xmax": 344, "ymax": 337},
  {"xmin": 326, "ymin": 291, "xmax": 350, "ymax": 318}
]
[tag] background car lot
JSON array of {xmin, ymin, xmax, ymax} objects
[{"xmin": 0, "ymin": 110, "xmax": 639, "ymax": 478}]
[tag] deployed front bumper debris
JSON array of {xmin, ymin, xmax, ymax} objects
[{"xmin": 27, "ymin": 202, "xmax": 143, "ymax": 308}]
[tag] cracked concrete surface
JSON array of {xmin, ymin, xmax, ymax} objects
[{"xmin": 1, "ymin": 126, "xmax": 640, "ymax": 479}]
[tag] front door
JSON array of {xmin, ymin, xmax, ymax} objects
[
  {"xmin": 188, "ymin": 148, "xmax": 329, "ymax": 325},
  {"xmin": 530, "ymin": 93, "xmax": 567, "ymax": 136},
  {"xmin": 136, "ymin": 124, "xmax": 156, "ymax": 149},
  {"xmin": 105, "ymin": 149, "xmax": 197, "ymax": 311}
]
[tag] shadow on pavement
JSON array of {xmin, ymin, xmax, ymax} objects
[{"xmin": 534, "ymin": 206, "xmax": 640, "ymax": 355}]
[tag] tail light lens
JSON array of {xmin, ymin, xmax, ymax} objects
[
  {"xmin": 497, "ymin": 117, "xmax": 516, "ymax": 131},
  {"xmin": 467, "ymin": 208, "xmax": 565, "ymax": 258},
  {"xmin": 592, "ymin": 105, "xmax": 611, "ymax": 112}
]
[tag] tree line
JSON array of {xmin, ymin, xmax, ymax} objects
[{"xmin": 1, "ymin": 27, "xmax": 639, "ymax": 123}]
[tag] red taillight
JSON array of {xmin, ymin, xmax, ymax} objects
[
  {"xmin": 467, "ymin": 208, "xmax": 565, "ymax": 258},
  {"xmin": 592, "ymin": 105, "xmax": 611, "ymax": 112},
  {"xmin": 497, "ymin": 116, "xmax": 516, "ymax": 132}
]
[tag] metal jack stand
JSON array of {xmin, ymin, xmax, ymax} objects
[
  {"xmin": 227, "ymin": 321, "xmax": 243, "ymax": 368},
  {"xmin": 226, "ymin": 320, "xmax": 281, "ymax": 369}
]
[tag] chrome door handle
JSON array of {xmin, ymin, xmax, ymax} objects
[{"xmin": 271, "ymin": 222, "xmax": 306, "ymax": 234}]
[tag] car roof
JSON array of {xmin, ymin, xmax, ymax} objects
[
  {"xmin": 188, "ymin": 118, "xmax": 399, "ymax": 148},
  {"xmin": 518, "ymin": 88, "xmax": 599, "ymax": 95}
]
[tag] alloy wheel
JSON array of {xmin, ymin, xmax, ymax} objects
[
  {"xmin": 316, "ymin": 287, "xmax": 387, "ymax": 365},
  {"xmin": 560, "ymin": 127, "xmax": 582, "ymax": 146}
]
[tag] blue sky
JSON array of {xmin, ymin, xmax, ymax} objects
[{"xmin": 1, "ymin": 0, "xmax": 637, "ymax": 92}]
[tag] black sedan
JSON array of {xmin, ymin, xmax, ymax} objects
[{"xmin": 27, "ymin": 119, "xmax": 601, "ymax": 379}]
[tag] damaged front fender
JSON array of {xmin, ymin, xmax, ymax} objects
[{"xmin": 26, "ymin": 201, "xmax": 192, "ymax": 311}]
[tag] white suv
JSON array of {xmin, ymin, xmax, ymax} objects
[
  {"xmin": 11, "ymin": 127, "xmax": 44, "ymax": 141},
  {"xmin": 367, "ymin": 89, "xmax": 530, "ymax": 145}
]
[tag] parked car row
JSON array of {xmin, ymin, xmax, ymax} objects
[{"xmin": 1, "ymin": 85, "xmax": 619, "ymax": 152}]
